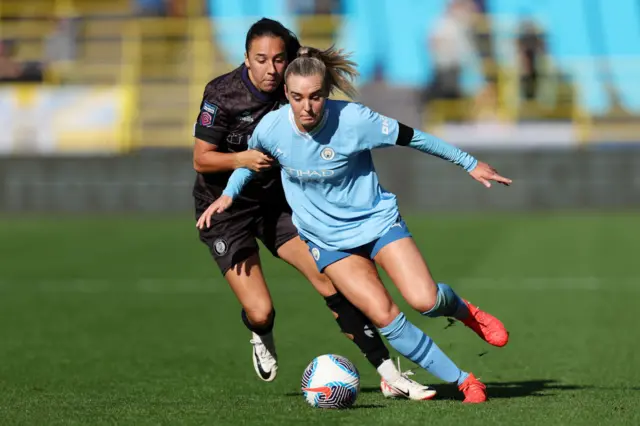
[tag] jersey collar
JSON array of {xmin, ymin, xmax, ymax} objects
[
  {"xmin": 241, "ymin": 64, "xmax": 282, "ymax": 103},
  {"xmin": 288, "ymin": 107, "xmax": 329, "ymax": 139}
]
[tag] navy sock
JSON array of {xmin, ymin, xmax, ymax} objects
[{"xmin": 241, "ymin": 309, "xmax": 275, "ymax": 336}]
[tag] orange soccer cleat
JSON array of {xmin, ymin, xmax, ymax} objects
[
  {"xmin": 460, "ymin": 300, "xmax": 509, "ymax": 347},
  {"xmin": 458, "ymin": 373, "xmax": 487, "ymax": 403}
]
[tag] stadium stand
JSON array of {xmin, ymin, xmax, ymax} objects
[{"xmin": 1, "ymin": 0, "xmax": 639, "ymax": 150}]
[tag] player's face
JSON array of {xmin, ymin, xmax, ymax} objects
[
  {"xmin": 285, "ymin": 73, "xmax": 327, "ymax": 131},
  {"xmin": 244, "ymin": 36, "xmax": 287, "ymax": 93}
]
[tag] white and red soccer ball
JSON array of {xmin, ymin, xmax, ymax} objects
[{"xmin": 301, "ymin": 354, "xmax": 360, "ymax": 409}]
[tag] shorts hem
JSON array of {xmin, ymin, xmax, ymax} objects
[
  {"xmin": 269, "ymin": 232, "xmax": 299, "ymax": 258},
  {"xmin": 370, "ymin": 235, "xmax": 412, "ymax": 259},
  {"xmin": 216, "ymin": 247, "xmax": 260, "ymax": 276}
]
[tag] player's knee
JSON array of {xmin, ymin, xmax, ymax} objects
[
  {"xmin": 310, "ymin": 273, "xmax": 336, "ymax": 298},
  {"xmin": 406, "ymin": 285, "xmax": 438, "ymax": 313},
  {"xmin": 244, "ymin": 304, "xmax": 274, "ymax": 328},
  {"xmin": 369, "ymin": 302, "xmax": 401, "ymax": 329}
]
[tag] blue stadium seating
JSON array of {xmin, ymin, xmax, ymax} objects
[
  {"xmin": 597, "ymin": 0, "xmax": 640, "ymax": 112},
  {"xmin": 208, "ymin": 0, "xmax": 296, "ymax": 65},
  {"xmin": 339, "ymin": 0, "xmax": 487, "ymax": 91},
  {"xmin": 336, "ymin": 0, "xmax": 385, "ymax": 84},
  {"xmin": 205, "ymin": 0, "xmax": 640, "ymax": 114},
  {"xmin": 546, "ymin": 0, "xmax": 609, "ymax": 114}
]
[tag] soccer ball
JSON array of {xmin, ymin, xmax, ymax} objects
[{"xmin": 301, "ymin": 354, "xmax": 360, "ymax": 409}]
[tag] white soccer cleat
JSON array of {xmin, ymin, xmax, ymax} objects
[
  {"xmin": 250, "ymin": 332, "xmax": 278, "ymax": 382},
  {"xmin": 380, "ymin": 359, "xmax": 437, "ymax": 400},
  {"xmin": 381, "ymin": 372, "xmax": 437, "ymax": 400}
]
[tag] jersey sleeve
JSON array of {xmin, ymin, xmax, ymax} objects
[
  {"xmin": 193, "ymin": 87, "xmax": 231, "ymax": 145},
  {"xmin": 246, "ymin": 110, "xmax": 278, "ymax": 154},
  {"xmin": 352, "ymin": 103, "xmax": 400, "ymax": 150},
  {"xmin": 221, "ymin": 168, "xmax": 256, "ymax": 200},
  {"xmin": 403, "ymin": 129, "xmax": 478, "ymax": 172},
  {"xmin": 352, "ymin": 103, "xmax": 477, "ymax": 172}
]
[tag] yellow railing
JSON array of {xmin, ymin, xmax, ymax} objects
[
  {"xmin": 7, "ymin": 7, "xmax": 640, "ymax": 148},
  {"xmin": 119, "ymin": 20, "xmax": 142, "ymax": 152}
]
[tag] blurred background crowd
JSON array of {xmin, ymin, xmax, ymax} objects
[{"xmin": 2, "ymin": 0, "xmax": 638, "ymax": 155}]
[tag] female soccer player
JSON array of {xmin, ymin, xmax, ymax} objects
[
  {"xmin": 192, "ymin": 18, "xmax": 434, "ymax": 399},
  {"xmin": 197, "ymin": 45, "xmax": 513, "ymax": 403}
]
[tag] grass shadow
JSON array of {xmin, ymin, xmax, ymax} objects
[
  {"xmin": 289, "ymin": 380, "xmax": 612, "ymax": 402},
  {"xmin": 433, "ymin": 379, "xmax": 594, "ymax": 401}
]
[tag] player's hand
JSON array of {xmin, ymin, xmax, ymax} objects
[
  {"xmin": 196, "ymin": 195, "xmax": 233, "ymax": 229},
  {"xmin": 469, "ymin": 161, "xmax": 512, "ymax": 188},
  {"xmin": 235, "ymin": 149, "xmax": 274, "ymax": 172}
]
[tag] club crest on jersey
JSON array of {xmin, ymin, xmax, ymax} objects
[
  {"xmin": 199, "ymin": 101, "xmax": 218, "ymax": 128},
  {"xmin": 320, "ymin": 147, "xmax": 335, "ymax": 161},
  {"xmin": 213, "ymin": 238, "xmax": 228, "ymax": 256},
  {"xmin": 200, "ymin": 111, "xmax": 212, "ymax": 126},
  {"xmin": 311, "ymin": 248, "xmax": 320, "ymax": 261}
]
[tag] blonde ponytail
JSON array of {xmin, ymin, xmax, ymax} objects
[{"xmin": 285, "ymin": 45, "xmax": 359, "ymax": 99}]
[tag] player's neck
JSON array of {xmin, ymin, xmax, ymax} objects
[
  {"xmin": 244, "ymin": 66, "xmax": 279, "ymax": 101},
  {"xmin": 296, "ymin": 119, "xmax": 320, "ymax": 134}
]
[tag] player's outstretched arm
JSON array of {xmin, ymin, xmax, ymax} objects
[
  {"xmin": 398, "ymin": 125, "xmax": 512, "ymax": 188},
  {"xmin": 353, "ymin": 103, "xmax": 512, "ymax": 188}
]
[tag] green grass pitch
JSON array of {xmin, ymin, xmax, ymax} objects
[{"xmin": 0, "ymin": 213, "xmax": 638, "ymax": 425}]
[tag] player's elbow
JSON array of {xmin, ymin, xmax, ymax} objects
[
  {"xmin": 193, "ymin": 156, "xmax": 205, "ymax": 173},
  {"xmin": 193, "ymin": 149, "xmax": 213, "ymax": 173}
]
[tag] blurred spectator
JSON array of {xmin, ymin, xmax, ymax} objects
[
  {"xmin": 45, "ymin": 18, "xmax": 79, "ymax": 64},
  {"xmin": 136, "ymin": 0, "xmax": 187, "ymax": 17},
  {"xmin": 0, "ymin": 41, "xmax": 21, "ymax": 82},
  {"xmin": 290, "ymin": 0, "xmax": 340, "ymax": 14},
  {"xmin": 314, "ymin": 0, "xmax": 340, "ymax": 14},
  {"xmin": 168, "ymin": 0, "xmax": 188, "ymax": 17},
  {"xmin": 0, "ymin": 40, "xmax": 43, "ymax": 83},
  {"xmin": 424, "ymin": 0, "xmax": 480, "ymax": 100},
  {"xmin": 472, "ymin": 0, "xmax": 486, "ymax": 14},
  {"xmin": 517, "ymin": 20, "xmax": 545, "ymax": 100},
  {"xmin": 290, "ymin": 0, "xmax": 316, "ymax": 14},
  {"xmin": 136, "ymin": 0, "xmax": 167, "ymax": 16}
]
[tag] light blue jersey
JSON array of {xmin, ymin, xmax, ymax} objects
[{"xmin": 222, "ymin": 100, "xmax": 477, "ymax": 251}]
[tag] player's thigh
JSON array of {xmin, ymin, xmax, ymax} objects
[
  {"xmin": 277, "ymin": 235, "xmax": 337, "ymax": 298},
  {"xmin": 256, "ymin": 207, "xmax": 337, "ymax": 297},
  {"xmin": 196, "ymin": 199, "xmax": 272, "ymax": 317},
  {"xmin": 255, "ymin": 204, "xmax": 296, "ymax": 257},
  {"xmin": 373, "ymin": 237, "xmax": 438, "ymax": 313},
  {"xmin": 224, "ymin": 253, "xmax": 274, "ymax": 324},
  {"xmin": 196, "ymin": 197, "xmax": 259, "ymax": 270},
  {"xmin": 323, "ymin": 255, "xmax": 400, "ymax": 328}
]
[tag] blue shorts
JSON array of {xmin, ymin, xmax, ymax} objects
[{"xmin": 303, "ymin": 218, "xmax": 412, "ymax": 272}]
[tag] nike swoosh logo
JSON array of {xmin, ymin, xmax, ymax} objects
[
  {"xmin": 302, "ymin": 386, "xmax": 332, "ymax": 398},
  {"xmin": 391, "ymin": 385, "xmax": 410, "ymax": 398},
  {"xmin": 254, "ymin": 352, "xmax": 273, "ymax": 380}
]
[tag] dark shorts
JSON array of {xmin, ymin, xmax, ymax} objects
[
  {"xmin": 195, "ymin": 196, "xmax": 299, "ymax": 275},
  {"xmin": 304, "ymin": 217, "xmax": 412, "ymax": 272}
]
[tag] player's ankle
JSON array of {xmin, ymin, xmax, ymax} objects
[{"xmin": 377, "ymin": 358, "xmax": 402, "ymax": 382}]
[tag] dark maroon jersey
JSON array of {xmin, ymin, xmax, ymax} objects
[{"xmin": 192, "ymin": 64, "xmax": 287, "ymax": 204}]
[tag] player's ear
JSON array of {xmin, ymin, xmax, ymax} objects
[
  {"xmin": 284, "ymin": 84, "xmax": 290, "ymax": 101},
  {"xmin": 244, "ymin": 52, "xmax": 250, "ymax": 69}
]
